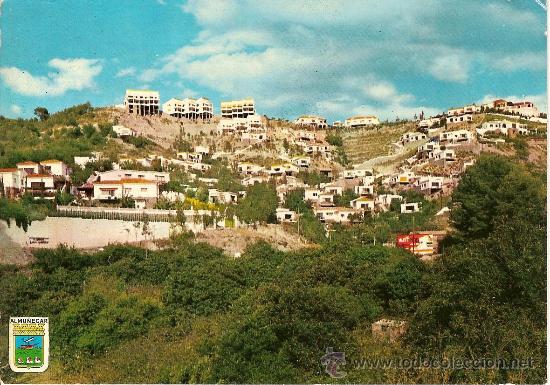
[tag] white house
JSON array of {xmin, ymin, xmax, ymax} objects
[
  {"xmin": 447, "ymin": 104, "xmax": 481, "ymax": 116},
  {"xmin": 418, "ymin": 176, "xmax": 444, "ymax": 193},
  {"xmin": 304, "ymin": 188, "xmax": 321, "ymax": 202},
  {"xmin": 276, "ymin": 208, "xmax": 298, "ymax": 223},
  {"xmin": 400, "ymin": 132, "xmax": 427, "ymax": 144},
  {"xmin": 177, "ymin": 152, "xmax": 203, "ymax": 163},
  {"xmin": 446, "ymin": 114, "xmax": 473, "ymax": 124},
  {"xmin": 344, "ymin": 115, "xmax": 380, "ymax": 128},
  {"xmin": 269, "ymin": 163, "xmax": 299, "ymax": 176},
  {"xmin": 342, "ymin": 169, "xmax": 373, "ymax": 179},
  {"xmin": 194, "ymin": 145, "xmax": 210, "ymax": 155},
  {"xmin": 241, "ymin": 175, "xmax": 270, "ymax": 186},
  {"xmin": 354, "ymin": 184, "xmax": 374, "ymax": 196},
  {"xmin": 294, "ymin": 115, "xmax": 328, "ymax": 129},
  {"xmin": 93, "ymin": 178, "xmax": 159, "ymax": 202},
  {"xmin": 314, "ymin": 207, "xmax": 363, "ymax": 223},
  {"xmin": 292, "ymin": 156, "xmax": 311, "ymax": 169},
  {"xmin": 376, "ymin": 194, "xmax": 403, "ymax": 211},
  {"xmin": 241, "ymin": 131, "xmax": 268, "ymax": 143},
  {"xmin": 17, "ymin": 161, "xmax": 40, "ymax": 175},
  {"xmin": 208, "ymin": 189, "xmax": 238, "ymax": 204},
  {"xmin": 0, "ymin": 168, "xmax": 26, "ymax": 196},
  {"xmin": 237, "ymin": 162, "xmax": 265, "ymax": 175},
  {"xmin": 401, "ymin": 202, "xmax": 421, "ymax": 214},
  {"xmin": 91, "ymin": 169, "xmax": 170, "ymax": 184},
  {"xmin": 418, "ymin": 117, "xmax": 442, "ymax": 129},
  {"xmin": 112, "ymin": 125, "xmax": 136, "ymax": 137},
  {"xmin": 39, "ymin": 160, "xmax": 71, "ymax": 178},
  {"xmin": 350, "ymin": 196, "xmax": 375, "ymax": 211},
  {"xmin": 439, "ymin": 129, "xmax": 472, "ymax": 143},
  {"xmin": 25, "ymin": 174, "xmax": 56, "ymax": 195}
]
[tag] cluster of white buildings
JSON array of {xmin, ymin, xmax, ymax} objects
[
  {"xmin": 477, "ymin": 120, "xmax": 530, "ymax": 138},
  {"xmin": 162, "ymin": 97, "xmax": 213, "ymax": 120},
  {"xmin": 0, "ymin": 160, "xmax": 72, "ymax": 198},
  {"xmin": 482, "ymin": 99, "xmax": 540, "ymax": 117},
  {"xmin": 293, "ymin": 115, "xmax": 328, "ymax": 129},
  {"xmin": 123, "ymin": 89, "xmax": 214, "ymax": 121}
]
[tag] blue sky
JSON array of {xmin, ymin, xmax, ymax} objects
[{"xmin": 0, "ymin": 0, "xmax": 547, "ymax": 122}]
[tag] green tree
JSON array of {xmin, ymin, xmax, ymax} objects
[
  {"xmin": 34, "ymin": 106, "xmax": 50, "ymax": 121},
  {"xmin": 237, "ymin": 183, "xmax": 278, "ymax": 224}
]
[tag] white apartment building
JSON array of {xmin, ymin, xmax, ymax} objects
[
  {"xmin": 217, "ymin": 114, "xmax": 265, "ymax": 133},
  {"xmin": 344, "ymin": 115, "xmax": 380, "ymax": 128},
  {"xmin": 294, "ymin": 115, "xmax": 328, "ymax": 129},
  {"xmin": 162, "ymin": 97, "xmax": 213, "ymax": 120},
  {"xmin": 221, "ymin": 98, "xmax": 255, "ymax": 118},
  {"xmin": 124, "ymin": 89, "xmax": 160, "ymax": 116}
]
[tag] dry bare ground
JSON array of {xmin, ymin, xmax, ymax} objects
[
  {"xmin": 112, "ymin": 110, "xmax": 218, "ymax": 149},
  {"xmin": 0, "ymin": 222, "xmax": 34, "ymax": 265},
  {"xmin": 195, "ymin": 224, "xmax": 314, "ymax": 256}
]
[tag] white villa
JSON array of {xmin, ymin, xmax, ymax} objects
[
  {"xmin": 344, "ymin": 115, "xmax": 380, "ymax": 128},
  {"xmin": 294, "ymin": 115, "xmax": 328, "ymax": 129}
]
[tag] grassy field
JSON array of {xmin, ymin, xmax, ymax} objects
[{"xmin": 340, "ymin": 121, "xmax": 418, "ymax": 164}]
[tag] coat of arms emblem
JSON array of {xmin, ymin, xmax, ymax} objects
[{"xmin": 9, "ymin": 317, "xmax": 49, "ymax": 372}]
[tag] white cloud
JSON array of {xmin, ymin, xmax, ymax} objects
[
  {"xmin": 9, "ymin": 104, "xmax": 22, "ymax": 115},
  {"xmin": 0, "ymin": 58, "xmax": 103, "ymax": 97},
  {"xmin": 138, "ymin": 0, "xmax": 544, "ymax": 120},
  {"xmin": 116, "ymin": 66, "xmax": 136, "ymax": 77},
  {"xmin": 489, "ymin": 52, "xmax": 546, "ymax": 72},
  {"xmin": 428, "ymin": 52, "xmax": 470, "ymax": 83}
]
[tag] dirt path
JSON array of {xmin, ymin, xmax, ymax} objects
[{"xmin": 195, "ymin": 225, "xmax": 314, "ymax": 256}]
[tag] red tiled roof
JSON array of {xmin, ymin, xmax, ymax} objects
[{"xmin": 0, "ymin": 168, "xmax": 17, "ymax": 172}]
